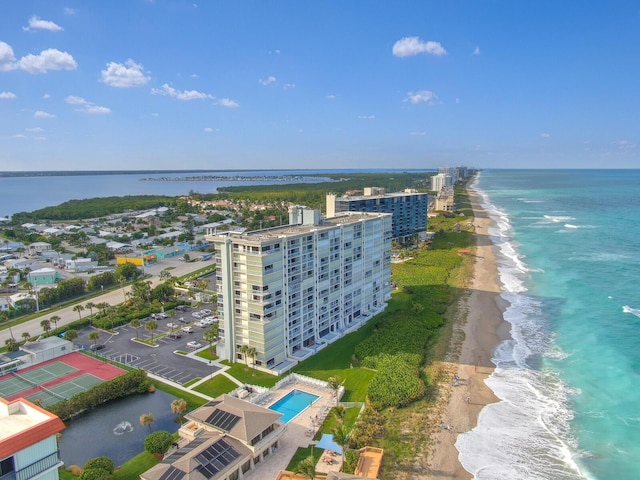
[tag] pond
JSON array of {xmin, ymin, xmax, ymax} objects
[{"xmin": 58, "ymin": 390, "xmax": 179, "ymax": 468}]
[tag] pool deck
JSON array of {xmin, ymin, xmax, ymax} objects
[{"xmin": 243, "ymin": 377, "xmax": 340, "ymax": 479}]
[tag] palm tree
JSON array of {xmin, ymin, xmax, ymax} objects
[
  {"xmin": 139, "ymin": 412, "xmax": 154, "ymax": 433},
  {"xmin": 40, "ymin": 319, "xmax": 51, "ymax": 336},
  {"xmin": 203, "ymin": 324, "xmax": 218, "ymax": 354},
  {"xmin": 85, "ymin": 301, "xmax": 96, "ymax": 317},
  {"xmin": 73, "ymin": 304, "xmax": 85, "ymax": 320},
  {"xmin": 49, "ymin": 315, "xmax": 61, "ymax": 331},
  {"xmin": 332, "ymin": 423, "xmax": 349, "ymax": 466},
  {"xmin": 327, "ymin": 376, "xmax": 342, "ymax": 404},
  {"xmin": 295, "ymin": 455, "xmax": 317, "ymax": 480},
  {"xmin": 333, "ymin": 404, "xmax": 346, "ymax": 424},
  {"xmin": 0, "ymin": 310, "xmax": 9, "ymax": 324},
  {"xmin": 145, "ymin": 319, "xmax": 158, "ymax": 343},
  {"xmin": 21, "ymin": 331, "xmax": 30, "ymax": 343},
  {"xmin": 170, "ymin": 399, "xmax": 188, "ymax": 424},
  {"xmin": 4, "ymin": 338, "xmax": 19, "ymax": 352},
  {"xmin": 246, "ymin": 346, "xmax": 257, "ymax": 375},
  {"xmin": 130, "ymin": 319, "xmax": 142, "ymax": 339},
  {"xmin": 159, "ymin": 270, "xmax": 171, "ymax": 282},
  {"xmin": 239, "ymin": 345, "xmax": 250, "ymax": 369},
  {"xmin": 88, "ymin": 331, "xmax": 100, "ymax": 348}
]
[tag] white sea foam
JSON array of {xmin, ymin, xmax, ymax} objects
[
  {"xmin": 544, "ymin": 214, "xmax": 576, "ymax": 223},
  {"xmin": 622, "ymin": 305, "xmax": 640, "ymax": 318},
  {"xmin": 457, "ymin": 185, "xmax": 589, "ymax": 479},
  {"xmin": 564, "ymin": 224, "xmax": 579, "ymax": 229}
]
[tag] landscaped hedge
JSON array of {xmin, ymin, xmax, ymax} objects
[{"xmin": 47, "ymin": 369, "xmax": 151, "ymax": 420}]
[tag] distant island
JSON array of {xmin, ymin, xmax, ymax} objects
[
  {"xmin": 140, "ymin": 174, "xmax": 313, "ymax": 182},
  {"xmin": 0, "ymin": 169, "xmax": 321, "ymax": 178}
]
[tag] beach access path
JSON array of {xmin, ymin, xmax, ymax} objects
[{"xmin": 426, "ymin": 188, "xmax": 510, "ymax": 479}]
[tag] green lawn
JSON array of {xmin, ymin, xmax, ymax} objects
[
  {"xmin": 193, "ymin": 374, "xmax": 239, "ymax": 398},
  {"xmin": 285, "ymin": 445, "xmax": 323, "ymax": 473},
  {"xmin": 221, "ymin": 362, "xmax": 280, "ymax": 388},
  {"xmin": 58, "ymin": 451, "xmax": 159, "ymax": 479}
]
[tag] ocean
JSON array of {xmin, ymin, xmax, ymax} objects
[{"xmin": 456, "ymin": 170, "xmax": 640, "ymax": 480}]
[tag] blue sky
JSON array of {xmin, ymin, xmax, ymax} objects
[{"xmin": 0, "ymin": 1, "xmax": 638, "ymax": 171}]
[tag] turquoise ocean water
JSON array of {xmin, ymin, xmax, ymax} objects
[{"xmin": 456, "ymin": 170, "xmax": 640, "ymax": 479}]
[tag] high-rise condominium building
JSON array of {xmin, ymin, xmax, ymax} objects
[
  {"xmin": 209, "ymin": 207, "xmax": 392, "ymax": 374},
  {"xmin": 325, "ymin": 188, "xmax": 428, "ymax": 241}
]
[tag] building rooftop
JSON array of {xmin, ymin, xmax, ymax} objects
[
  {"xmin": 0, "ymin": 397, "xmax": 65, "ymax": 458},
  {"xmin": 210, "ymin": 212, "xmax": 390, "ymax": 242}
]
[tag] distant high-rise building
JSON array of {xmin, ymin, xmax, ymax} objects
[
  {"xmin": 326, "ymin": 188, "xmax": 428, "ymax": 241},
  {"xmin": 208, "ymin": 207, "xmax": 392, "ymax": 374},
  {"xmin": 431, "ymin": 173, "xmax": 451, "ymax": 192}
]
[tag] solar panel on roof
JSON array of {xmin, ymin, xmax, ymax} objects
[
  {"xmin": 158, "ymin": 466, "xmax": 186, "ymax": 480},
  {"xmin": 204, "ymin": 409, "xmax": 240, "ymax": 431},
  {"xmin": 194, "ymin": 438, "xmax": 241, "ymax": 478}
]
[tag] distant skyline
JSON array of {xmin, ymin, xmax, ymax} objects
[{"xmin": 1, "ymin": 1, "xmax": 638, "ymax": 171}]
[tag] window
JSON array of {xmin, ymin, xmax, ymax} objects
[{"xmin": 0, "ymin": 457, "xmax": 15, "ymax": 476}]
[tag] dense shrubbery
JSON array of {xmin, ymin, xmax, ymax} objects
[
  {"xmin": 47, "ymin": 369, "xmax": 151, "ymax": 420},
  {"xmin": 144, "ymin": 430, "xmax": 174, "ymax": 455},
  {"xmin": 366, "ymin": 353, "xmax": 426, "ymax": 409},
  {"xmin": 347, "ymin": 405, "xmax": 385, "ymax": 449}
]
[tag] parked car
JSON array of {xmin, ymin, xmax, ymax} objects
[
  {"xmin": 192, "ymin": 311, "xmax": 204, "ymax": 319},
  {"xmin": 167, "ymin": 331, "xmax": 183, "ymax": 339},
  {"xmin": 90, "ymin": 344, "xmax": 105, "ymax": 351},
  {"xmin": 175, "ymin": 305, "xmax": 189, "ymax": 311},
  {"xmin": 203, "ymin": 316, "xmax": 219, "ymax": 324},
  {"xmin": 186, "ymin": 341, "xmax": 202, "ymax": 349},
  {"xmin": 166, "ymin": 322, "xmax": 179, "ymax": 329},
  {"xmin": 178, "ymin": 317, "xmax": 189, "ymax": 324},
  {"xmin": 201, "ymin": 309, "xmax": 212, "ymax": 315},
  {"xmin": 194, "ymin": 320, "xmax": 208, "ymax": 328},
  {"xmin": 181, "ymin": 326, "xmax": 194, "ymax": 333}
]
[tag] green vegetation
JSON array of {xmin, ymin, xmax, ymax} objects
[
  {"xmin": 220, "ymin": 361, "xmax": 280, "ymax": 388},
  {"xmin": 150, "ymin": 379, "xmax": 208, "ymax": 412},
  {"xmin": 144, "ymin": 431, "xmax": 174, "ymax": 456},
  {"xmin": 193, "ymin": 374, "xmax": 239, "ymax": 398},
  {"xmin": 11, "ymin": 195, "xmax": 178, "ymax": 222},
  {"xmin": 47, "ymin": 370, "xmax": 152, "ymax": 420}
]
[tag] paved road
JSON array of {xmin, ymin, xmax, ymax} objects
[{"xmin": 1, "ymin": 255, "xmax": 214, "ymax": 345}]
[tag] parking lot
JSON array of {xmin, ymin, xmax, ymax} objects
[{"xmin": 74, "ymin": 307, "xmax": 220, "ymax": 385}]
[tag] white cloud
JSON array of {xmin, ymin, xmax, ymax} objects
[
  {"xmin": 12, "ymin": 134, "xmax": 27, "ymax": 139},
  {"xmin": 0, "ymin": 91, "xmax": 16, "ymax": 99},
  {"xmin": 357, "ymin": 115, "xmax": 375, "ymax": 120},
  {"xmin": 64, "ymin": 8, "xmax": 78, "ymax": 15},
  {"xmin": 34, "ymin": 136, "xmax": 46, "ymax": 141},
  {"xmin": 43, "ymin": 93, "xmax": 51, "ymax": 99},
  {"xmin": 404, "ymin": 90, "xmax": 439, "ymax": 105},
  {"xmin": 65, "ymin": 95, "xmax": 111, "ymax": 114},
  {"xmin": 151, "ymin": 83, "xmax": 213, "ymax": 100},
  {"xmin": 34, "ymin": 110, "xmax": 55, "ymax": 119},
  {"xmin": 540, "ymin": 132, "xmax": 550, "ymax": 138},
  {"xmin": 473, "ymin": 46, "xmax": 481, "ymax": 55},
  {"xmin": 410, "ymin": 131, "xmax": 427, "ymax": 136},
  {"xmin": 204, "ymin": 127, "xmax": 214, "ymax": 133},
  {"xmin": 283, "ymin": 83, "xmax": 295, "ymax": 90},
  {"xmin": 101, "ymin": 59, "xmax": 150, "ymax": 87},
  {"xmin": 23, "ymin": 16, "xmax": 64, "ymax": 32},
  {"xmin": 65, "ymin": 95, "xmax": 87, "ymax": 105},
  {"xmin": 0, "ymin": 41, "xmax": 76, "ymax": 73},
  {"xmin": 326, "ymin": 94, "xmax": 337, "ymax": 100},
  {"xmin": 259, "ymin": 76, "xmax": 277, "ymax": 86},
  {"xmin": 26, "ymin": 127, "xmax": 44, "ymax": 132},
  {"xmin": 392, "ymin": 36, "xmax": 447, "ymax": 57},
  {"xmin": 616, "ymin": 139, "xmax": 636, "ymax": 150},
  {"xmin": 216, "ymin": 98, "xmax": 239, "ymax": 108}
]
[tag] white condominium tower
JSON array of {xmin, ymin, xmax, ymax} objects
[{"xmin": 209, "ymin": 206, "xmax": 392, "ymax": 374}]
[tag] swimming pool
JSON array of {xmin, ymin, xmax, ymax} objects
[{"xmin": 269, "ymin": 389, "xmax": 319, "ymax": 423}]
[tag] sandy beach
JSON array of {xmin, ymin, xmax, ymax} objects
[{"xmin": 426, "ymin": 188, "xmax": 510, "ymax": 479}]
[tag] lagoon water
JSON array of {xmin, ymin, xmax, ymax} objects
[
  {"xmin": 58, "ymin": 389, "xmax": 178, "ymax": 468},
  {"xmin": 456, "ymin": 170, "xmax": 640, "ymax": 480}
]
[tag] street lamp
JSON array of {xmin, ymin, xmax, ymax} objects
[{"xmin": 208, "ymin": 360, "xmax": 212, "ymax": 378}]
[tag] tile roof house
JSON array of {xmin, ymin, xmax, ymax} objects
[{"xmin": 141, "ymin": 394, "xmax": 285, "ymax": 480}]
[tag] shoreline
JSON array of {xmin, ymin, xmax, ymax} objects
[{"xmin": 426, "ymin": 186, "xmax": 510, "ymax": 478}]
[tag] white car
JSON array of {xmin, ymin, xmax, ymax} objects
[
  {"xmin": 186, "ymin": 341, "xmax": 202, "ymax": 349},
  {"xmin": 166, "ymin": 322, "xmax": 179, "ymax": 329},
  {"xmin": 204, "ymin": 316, "xmax": 219, "ymax": 323},
  {"xmin": 181, "ymin": 326, "xmax": 194, "ymax": 333},
  {"xmin": 194, "ymin": 320, "xmax": 208, "ymax": 328},
  {"xmin": 191, "ymin": 311, "xmax": 204, "ymax": 319}
]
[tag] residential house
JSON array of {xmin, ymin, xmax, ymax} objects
[
  {"xmin": 27, "ymin": 242, "xmax": 52, "ymax": 256},
  {"xmin": 0, "ymin": 397, "xmax": 66, "ymax": 480}
]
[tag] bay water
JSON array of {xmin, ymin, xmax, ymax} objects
[{"xmin": 456, "ymin": 170, "xmax": 640, "ymax": 479}]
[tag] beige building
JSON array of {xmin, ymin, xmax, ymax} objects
[
  {"xmin": 141, "ymin": 394, "xmax": 285, "ymax": 480},
  {"xmin": 208, "ymin": 207, "xmax": 392, "ymax": 374}
]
